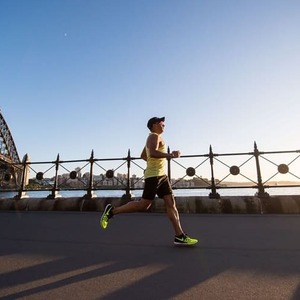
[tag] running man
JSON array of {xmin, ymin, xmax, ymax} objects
[{"xmin": 100, "ymin": 116, "xmax": 198, "ymax": 246}]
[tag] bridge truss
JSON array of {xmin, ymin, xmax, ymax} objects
[{"xmin": 0, "ymin": 111, "xmax": 21, "ymax": 186}]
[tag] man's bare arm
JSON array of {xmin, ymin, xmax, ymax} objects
[
  {"xmin": 140, "ymin": 147, "xmax": 147, "ymax": 161},
  {"xmin": 146, "ymin": 134, "xmax": 173, "ymax": 158}
]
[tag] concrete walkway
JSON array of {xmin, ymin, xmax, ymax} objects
[{"xmin": 0, "ymin": 212, "xmax": 299, "ymax": 299}]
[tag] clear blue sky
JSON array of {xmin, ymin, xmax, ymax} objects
[{"xmin": 1, "ymin": 0, "xmax": 300, "ymax": 171}]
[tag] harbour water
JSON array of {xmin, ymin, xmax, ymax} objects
[{"xmin": 1, "ymin": 187, "xmax": 300, "ymax": 199}]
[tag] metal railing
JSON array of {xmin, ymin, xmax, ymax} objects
[{"xmin": 1, "ymin": 142, "xmax": 300, "ymax": 199}]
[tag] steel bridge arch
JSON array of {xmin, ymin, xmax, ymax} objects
[{"xmin": 0, "ymin": 111, "xmax": 20, "ymax": 164}]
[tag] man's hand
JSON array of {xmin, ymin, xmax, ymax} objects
[{"xmin": 171, "ymin": 150, "xmax": 181, "ymax": 158}]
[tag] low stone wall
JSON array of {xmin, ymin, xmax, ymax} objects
[{"xmin": 1, "ymin": 195, "xmax": 300, "ymax": 214}]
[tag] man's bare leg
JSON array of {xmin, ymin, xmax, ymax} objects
[
  {"xmin": 112, "ymin": 199, "xmax": 152, "ymax": 215},
  {"xmin": 163, "ymin": 194, "xmax": 184, "ymax": 236}
]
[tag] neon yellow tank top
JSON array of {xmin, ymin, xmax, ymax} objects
[{"xmin": 144, "ymin": 134, "xmax": 166, "ymax": 178}]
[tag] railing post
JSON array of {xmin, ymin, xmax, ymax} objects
[
  {"xmin": 209, "ymin": 145, "xmax": 220, "ymax": 199},
  {"xmin": 15, "ymin": 154, "xmax": 29, "ymax": 199},
  {"xmin": 122, "ymin": 149, "xmax": 132, "ymax": 202},
  {"xmin": 84, "ymin": 150, "xmax": 96, "ymax": 199},
  {"xmin": 167, "ymin": 146, "xmax": 171, "ymax": 180},
  {"xmin": 47, "ymin": 154, "xmax": 61, "ymax": 199},
  {"xmin": 254, "ymin": 142, "xmax": 269, "ymax": 199}
]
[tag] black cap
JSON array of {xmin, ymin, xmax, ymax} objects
[{"xmin": 147, "ymin": 116, "xmax": 165, "ymax": 130}]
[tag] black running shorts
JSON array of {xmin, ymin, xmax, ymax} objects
[{"xmin": 142, "ymin": 175, "xmax": 173, "ymax": 200}]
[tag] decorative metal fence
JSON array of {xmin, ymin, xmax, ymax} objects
[{"xmin": 1, "ymin": 142, "xmax": 300, "ymax": 199}]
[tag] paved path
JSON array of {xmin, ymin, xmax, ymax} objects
[{"xmin": 0, "ymin": 212, "xmax": 299, "ymax": 300}]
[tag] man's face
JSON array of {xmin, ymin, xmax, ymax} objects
[{"xmin": 152, "ymin": 120, "xmax": 165, "ymax": 133}]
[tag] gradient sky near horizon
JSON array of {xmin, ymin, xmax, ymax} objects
[{"xmin": 1, "ymin": 0, "xmax": 300, "ymax": 171}]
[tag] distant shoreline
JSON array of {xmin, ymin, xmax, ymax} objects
[{"xmin": 1, "ymin": 186, "xmax": 300, "ymax": 199}]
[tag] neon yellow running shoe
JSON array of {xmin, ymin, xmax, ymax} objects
[
  {"xmin": 174, "ymin": 234, "xmax": 198, "ymax": 246},
  {"xmin": 100, "ymin": 204, "xmax": 113, "ymax": 229}
]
